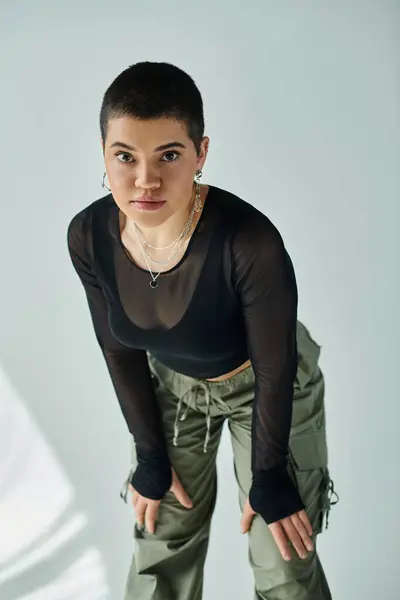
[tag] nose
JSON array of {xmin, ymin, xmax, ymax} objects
[{"xmin": 134, "ymin": 162, "xmax": 160, "ymax": 190}]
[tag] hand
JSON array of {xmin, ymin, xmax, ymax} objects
[
  {"xmin": 129, "ymin": 467, "xmax": 193, "ymax": 534},
  {"xmin": 240, "ymin": 497, "xmax": 314, "ymax": 561}
]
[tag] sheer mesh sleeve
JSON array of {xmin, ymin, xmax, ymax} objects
[
  {"xmin": 232, "ymin": 214, "xmax": 305, "ymax": 524},
  {"xmin": 67, "ymin": 211, "xmax": 171, "ymax": 499}
]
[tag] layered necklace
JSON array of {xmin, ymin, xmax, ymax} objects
[{"xmin": 132, "ymin": 181, "xmax": 203, "ymax": 288}]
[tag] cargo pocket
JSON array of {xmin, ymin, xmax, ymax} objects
[
  {"xmin": 295, "ymin": 321, "xmax": 321, "ymax": 392},
  {"xmin": 288, "ymin": 430, "xmax": 339, "ymax": 533}
]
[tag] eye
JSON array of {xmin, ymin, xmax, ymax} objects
[
  {"xmin": 162, "ymin": 151, "xmax": 180, "ymax": 162},
  {"xmin": 116, "ymin": 152, "xmax": 134, "ymax": 163}
]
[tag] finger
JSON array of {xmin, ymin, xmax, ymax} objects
[
  {"xmin": 297, "ymin": 509, "xmax": 313, "ymax": 538},
  {"xmin": 240, "ymin": 499, "xmax": 256, "ymax": 534},
  {"xmin": 268, "ymin": 522, "xmax": 291, "ymax": 561},
  {"xmin": 282, "ymin": 518, "xmax": 308, "ymax": 560},
  {"xmin": 135, "ymin": 498, "xmax": 146, "ymax": 529},
  {"xmin": 240, "ymin": 510, "xmax": 254, "ymax": 534},
  {"xmin": 240, "ymin": 501, "xmax": 250, "ymax": 534},
  {"xmin": 145, "ymin": 501, "xmax": 160, "ymax": 535},
  {"xmin": 290, "ymin": 512, "xmax": 314, "ymax": 552},
  {"xmin": 171, "ymin": 478, "xmax": 193, "ymax": 509}
]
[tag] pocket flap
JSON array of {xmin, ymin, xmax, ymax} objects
[{"xmin": 289, "ymin": 430, "xmax": 328, "ymax": 470}]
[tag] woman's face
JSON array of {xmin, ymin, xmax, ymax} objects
[{"xmin": 102, "ymin": 116, "xmax": 209, "ymax": 227}]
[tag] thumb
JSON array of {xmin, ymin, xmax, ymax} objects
[
  {"xmin": 240, "ymin": 498, "xmax": 255, "ymax": 534},
  {"xmin": 170, "ymin": 469, "xmax": 193, "ymax": 509}
]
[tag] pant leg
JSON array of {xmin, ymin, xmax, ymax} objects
[
  {"xmin": 123, "ymin": 366, "xmax": 225, "ymax": 600},
  {"xmin": 228, "ymin": 323, "xmax": 334, "ymax": 600}
]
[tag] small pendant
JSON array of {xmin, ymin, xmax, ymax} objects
[{"xmin": 150, "ymin": 280, "xmax": 158, "ymax": 289}]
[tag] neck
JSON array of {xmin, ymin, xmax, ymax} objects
[{"xmin": 126, "ymin": 185, "xmax": 199, "ymax": 249}]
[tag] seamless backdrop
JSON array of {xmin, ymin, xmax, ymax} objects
[{"xmin": 0, "ymin": 1, "xmax": 399, "ymax": 599}]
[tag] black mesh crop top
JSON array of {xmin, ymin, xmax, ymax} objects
[{"xmin": 67, "ymin": 184, "xmax": 305, "ymax": 525}]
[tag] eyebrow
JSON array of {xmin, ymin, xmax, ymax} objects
[{"xmin": 109, "ymin": 141, "xmax": 187, "ymax": 152}]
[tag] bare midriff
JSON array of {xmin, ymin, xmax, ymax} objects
[{"xmin": 206, "ymin": 358, "xmax": 252, "ymax": 382}]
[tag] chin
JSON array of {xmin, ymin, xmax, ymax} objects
[{"xmin": 127, "ymin": 205, "xmax": 170, "ymax": 227}]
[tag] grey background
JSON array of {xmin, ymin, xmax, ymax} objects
[{"xmin": 0, "ymin": 1, "xmax": 399, "ymax": 598}]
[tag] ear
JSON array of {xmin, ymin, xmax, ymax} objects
[{"xmin": 198, "ymin": 136, "xmax": 210, "ymax": 170}]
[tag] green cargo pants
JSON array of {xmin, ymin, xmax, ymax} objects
[{"xmin": 120, "ymin": 321, "xmax": 338, "ymax": 599}]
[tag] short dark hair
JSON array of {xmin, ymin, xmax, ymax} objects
[{"xmin": 100, "ymin": 61, "xmax": 205, "ymax": 155}]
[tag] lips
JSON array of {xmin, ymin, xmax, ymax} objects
[
  {"xmin": 132, "ymin": 195, "xmax": 166, "ymax": 203},
  {"xmin": 131, "ymin": 197, "xmax": 166, "ymax": 211}
]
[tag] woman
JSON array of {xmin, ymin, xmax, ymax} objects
[{"xmin": 67, "ymin": 61, "xmax": 338, "ymax": 600}]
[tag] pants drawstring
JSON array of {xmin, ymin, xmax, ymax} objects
[
  {"xmin": 203, "ymin": 391, "xmax": 211, "ymax": 453},
  {"xmin": 173, "ymin": 381, "xmax": 212, "ymax": 453},
  {"xmin": 119, "ymin": 466, "xmax": 135, "ymax": 504},
  {"xmin": 323, "ymin": 475, "xmax": 340, "ymax": 530}
]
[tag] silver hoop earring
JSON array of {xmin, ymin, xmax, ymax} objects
[{"xmin": 101, "ymin": 172, "xmax": 111, "ymax": 192}]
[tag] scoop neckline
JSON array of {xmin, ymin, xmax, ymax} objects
[{"xmin": 114, "ymin": 184, "xmax": 213, "ymax": 276}]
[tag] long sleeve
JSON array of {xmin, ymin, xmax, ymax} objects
[
  {"xmin": 232, "ymin": 215, "xmax": 305, "ymax": 524},
  {"xmin": 67, "ymin": 211, "xmax": 171, "ymax": 499}
]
